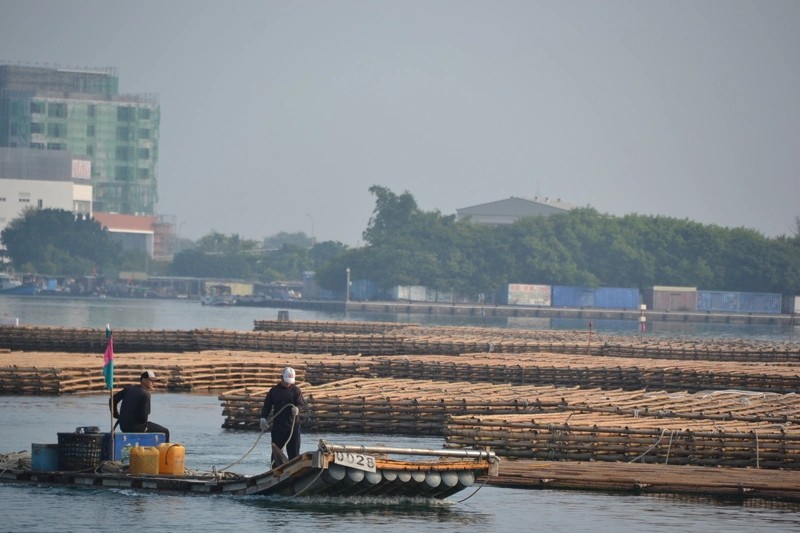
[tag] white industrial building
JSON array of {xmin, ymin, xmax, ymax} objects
[
  {"xmin": 0, "ymin": 147, "xmax": 92, "ymax": 245},
  {"xmin": 456, "ymin": 196, "xmax": 574, "ymax": 225}
]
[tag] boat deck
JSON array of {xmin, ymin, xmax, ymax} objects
[{"xmin": 0, "ymin": 442, "xmax": 497, "ymax": 499}]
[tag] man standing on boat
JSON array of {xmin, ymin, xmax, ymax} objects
[
  {"xmin": 260, "ymin": 366, "xmax": 305, "ymax": 467},
  {"xmin": 111, "ymin": 370, "xmax": 170, "ymax": 442}
]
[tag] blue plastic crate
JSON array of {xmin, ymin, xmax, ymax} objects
[{"xmin": 103, "ymin": 432, "xmax": 166, "ymax": 463}]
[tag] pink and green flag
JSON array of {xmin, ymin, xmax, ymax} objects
[{"xmin": 103, "ymin": 325, "xmax": 114, "ymax": 390}]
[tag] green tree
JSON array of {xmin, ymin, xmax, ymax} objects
[
  {"xmin": 1, "ymin": 208, "xmax": 121, "ymax": 276},
  {"xmin": 315, "ymin": 186, "xmax": 800, "ymax": 299}
]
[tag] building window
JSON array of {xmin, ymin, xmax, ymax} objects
[
  {"xmin": 47, "ymin": 123, "xmax": 67, "ymax": 137},
  {"xmin": 139, "ymin": 128, "xmax": 150, "ymax": 139},
  {"xmin": 116, "ymin": 126, "xmax": 133, "ymax": 141},
  {"xmin": 30, "ymin": 101, "xmax": 45, "ymax": 114},
  {"xmin": 0, "ymin": 198, "xmax": 6, "ymax": 202},
  {"xmin": 139, "ymin": 108, "xmax": 151, "ymax": 120},
  {"xmin": 30, "ymin": 122, "xmax": 44, "ymax": 134},
  {"xmin": 38, "ymin": 199, "xmax": 43, "ymax": 208},
  {"xmin": 87, "ymin": 124, "xmax": 95, "ymax": 137},
  {"xmin": 87, "ymin": 145, "xmax": 94, "ymax": 156},
  {"xmin": 10, "ymin": 123, "xmax": 17, "ymax": 135},
  {"xmin": 117, "ymin": 106, "xmax": 135, "ymax": 122},
  {"xmin": 88, "ymin": 104, "xmax": 96, "ymax": 118},
  {"xmin": 19, "ymin": 198, "xmax": 30, "ymax": 203},
  {"xmin": 138, "ymin": 168, "xmax": 150, "ymax": 180},
  {"xmin": 116, "ymin": 146, "xmax": 134, "ymax": 161},
  {"xmin": 47, "ymin": 142, "xmax": 67, "ymax": 150},
  {"xmin": 116, "ymin": 166, "xmax": 133, "ymax": 180},
  {"xmin": 48, "ymin": 102, "xmax": 68, "ymax": 118},
  {"xmin": 30, "ymin": 142, "xmax": 45, "ymax": 149},
  {"xmin": 138, "ymin": 148, "xmax": 150, "ymax": 159}
]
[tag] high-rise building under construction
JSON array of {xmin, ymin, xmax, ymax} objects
[{"xmin": 0, "ymin": 62, "xmax": 159, "ymax": 215}]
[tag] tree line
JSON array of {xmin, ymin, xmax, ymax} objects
[
  {"xmin": 3, "ymin": 188, "xmax": 799, "ymax": 300},
  {"xmin": 314, "ymin": 186, "xmax": 800, "ymax": 300}
]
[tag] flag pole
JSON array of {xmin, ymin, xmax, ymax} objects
[{"xmin": 104, "ymin": 324, "xmax": 115, "ymax": 459}]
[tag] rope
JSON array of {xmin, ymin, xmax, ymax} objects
[
  {"xmin": 455, "ymin": 473, "xmax": 491, "ymax": 503},
  {"xmin": 665, "ymin": 430, "xmax": 675, "ymax": 465},
  {"xmin": 215, "ymin": 403, "xmax": 297, "ymax": 473},
  {"xmin": 273, "ymin": 466, "xmax": 326, "ymax": 500},
  {"xmin": 215, "ymin": 431, "xmax": 266, "ymax": 473},
  {"xmin": 628, "ymin": 428, "xmax": 669, "ymax": 463}
]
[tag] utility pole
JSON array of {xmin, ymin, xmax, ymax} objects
[{"xmin": 345, "ymin": 267, "xmax": 350, "ymax": 304}]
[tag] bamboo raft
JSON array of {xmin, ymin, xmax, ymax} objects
[
  {"xmin": 1, "ymin": 324, "xmax": 799, "ymax": 362},
  {"xmin": 0, "ymin": 351, "xmax": 369, "ymax": 394},
  {"xmin": 0, "ymin": 440, "xmax": 497, "ymax": 499},
  {"xmin": 2, "ymin": 346, "xmax": 799, "ymax": 395},
  {"xmin": 220, "ymin": 378, "xmax": 800, "ymax": 433},
  {"xmin": 446, "ymin": 411, "xmax": 800, "ymax": 468},
  {"xmin": 2, "ymin": 320, "xmax": 800, "ymax": 500},
  {"xmin": 485, "ymin": 460, "xmax": 800, "ymax": 501}
]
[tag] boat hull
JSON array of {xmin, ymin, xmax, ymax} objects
[{"xmin": 0, "ymin": 445, "xmax": 497, "ymax": 499}]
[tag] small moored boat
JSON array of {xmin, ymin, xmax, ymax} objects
[{"xmin": 0, "ymin": 440, "xmax": 498, "ymax": 499}]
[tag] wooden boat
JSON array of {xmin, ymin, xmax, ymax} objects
[{"xmin": 0, "ymin": 440, "xmax": 498, "ymax": 499}]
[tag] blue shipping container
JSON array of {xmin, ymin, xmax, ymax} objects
[
  {"xmin": 552, "ymin": 286, "xmax": 595, "ymax": 308},
  {"xmin": 594, "ymin": 287, "xmax": 641, "ymax": 309},
  {"xmin": 697, "ymin": 291, "xmax": 782, "ymax": 314},
  {"xmin": 552, "ymin": 286, "xmax": 640, "ymax": 309}
]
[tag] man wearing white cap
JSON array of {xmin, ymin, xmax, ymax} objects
[
  {"xmin": 111, "ymin": 370, "xmax": 170, "ymax": 442},
  {"xmin": 260, "ymin": 366, "xmax": 305, "ymax": 467}
]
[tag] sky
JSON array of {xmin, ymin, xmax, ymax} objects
[{"xmin": 1, "ymin": 1, "xmax": 798, "ymax": 246}]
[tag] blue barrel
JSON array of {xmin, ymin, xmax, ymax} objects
[{"xmin": 31, "ymin": 443, "xmax": 60, "ymax": 471}]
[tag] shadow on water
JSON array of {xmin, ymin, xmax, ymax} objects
[{"xmin": 236, "ymin": 493, "xmax": 491, "ymax": 528}]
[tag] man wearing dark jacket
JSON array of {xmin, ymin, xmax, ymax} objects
[
  {"xmin": 111, "ymin": 370, "xmax": 170, "ymax": 442},
  {"xmin": 260, "ymin": 366, "xmax": 305, "ymax": 467}
]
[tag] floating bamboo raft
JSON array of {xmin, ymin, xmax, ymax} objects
[
  {"xmin": 254, "ymin": 320, "xmax": 416, "ymax": 334},
  {"xmin": 368, "ymin": 353, "xmax": 800, "ymax": 393},
  {"xmin": 219, "ymin": 377, "xmax": 800, "ymax": 469},
  {"xmin": 1, "ymin": 324, "xmax": 799, "ymax": 362},
  {"xmin": 485, "ymin": 460, "xmax": 800, "ymax": 501},
  {"xmin": 0, "ymin": 351, "xmax": 368, "ymax": 394},
  {"xmin": 2, "ymin": 346, "xmax": 799, "ymax": 395},
  {"xmin": 446, "ymin": 411, "xmax": 800, "ymax": 468}
]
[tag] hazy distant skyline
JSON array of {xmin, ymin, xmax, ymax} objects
[{"xmin": 2, "ymin": 1, "xmax": 798, "ymax": 245}]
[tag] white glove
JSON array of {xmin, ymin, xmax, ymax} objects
[
  {"xmin": 259, "ymin": 417, "xmax": 269, "ymax": 431},
  {"xmin": 291, "ymin": 405, "xmax": 299, "ymax": 417}
]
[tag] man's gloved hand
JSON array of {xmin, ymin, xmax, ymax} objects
[
  {"xmin": 259, "ymin": 418, "xmax": 269, "ymax": 431},
  {"xmin": 291, "ymin": 405, "xmax": 299, "ymax": 417}
]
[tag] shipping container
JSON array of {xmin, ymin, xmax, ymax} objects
[
  {"xmin": 391, "ymin": 285, "xmax": 428, "ymax": 302},
  {"xmin": 642, "ymin": 286, "xmax": 697, "ymax": 312},
  {"xmin": 551, "ymin": 286, "xmax": 595, "ymax": 308},
  {"xmin": 424, "ymin": 287, "xmax": 458, "ymax": 303},
  {"xmin": 594, "ymin": 287, "xmax": 641, "ymax": 309},
  {"xmin": 552, "ymin": 286, "xmax": 640, "ymax": 309},
  {"xmin": 503, "ymin": 283, "xmax": 551, "ymax": 306},
  {"xmin": 697, "ymin": 290, "xmax": 782, "ymax": 314},
  {"xmin": 350, "ymin": 279, "xmax": 382, "ymax": 301},
  {"xmin": 782, "ymin": 295, "xmax": 800, "ymax": 314}
]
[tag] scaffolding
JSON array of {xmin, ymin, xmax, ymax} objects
[{"xmin": 0, "ymin": 61, "xmax": 159, "ymax": 215}]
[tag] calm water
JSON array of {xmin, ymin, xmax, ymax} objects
[
  {"xmin": 1, "ymin": 294, "xmax": 798, "ymax": 342},
  {"xmin": 1, "ymin": 295, "xmax": 800, "ymax": 532}
]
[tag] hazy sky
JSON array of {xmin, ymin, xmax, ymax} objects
[{"xmin": 2, "ymin": 1, "xmax": 798, "ymax": 245}]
